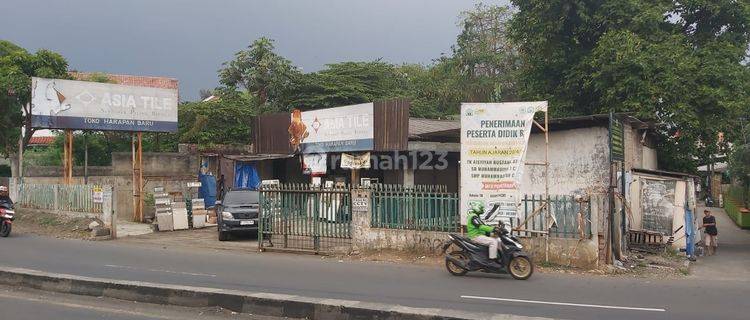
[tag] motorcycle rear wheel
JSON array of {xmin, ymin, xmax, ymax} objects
[
  {"xmin": 0, "ymin": 221, "xmax": 11, "ymax": 237},
  {"xmin": 445, "ymin": 251, "xmax": 469, "ymax": 276},
  {"xmin": 508, "ymin": 256, "xmax": 533, "ymax": 280}
]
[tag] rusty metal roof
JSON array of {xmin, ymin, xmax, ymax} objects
[
  {"xmin": 408, "ymin": 118, "xmax": 461, "ymax": 139},
  {"xmin": 28, "ymin": 136, "xmax": 55, "ymax": 145}
]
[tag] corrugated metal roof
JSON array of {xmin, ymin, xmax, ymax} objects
[
  {"xmin": 407, "ymin": 113, "xmax": 653, "ymax": 140},
  {"xmin": 223, "ymin": 154, "xmax": 294, "ymax": 161},
  {"xmin": 408, "ymin": 118, "xmax": 460, "ymax": 138}
]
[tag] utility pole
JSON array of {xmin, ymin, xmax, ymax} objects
[{"xmin": 84, "ymin": 131, "xmax": 89, "ymax": 185}]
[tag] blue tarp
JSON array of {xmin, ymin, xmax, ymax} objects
[
  {"xmin": 685, "ymin": 207, "xmax": 695, "ymax": 257},
  {"xmin": 199, "ymin": 174, "xmax": 217, "ymax": 208},
  {"xmin": 234, "ymin": 162, "xmax": 260, "ymax": 190}
]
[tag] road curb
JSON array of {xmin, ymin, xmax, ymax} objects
[{"xmin": 0, "ymin": 266, "xmax": 553, "ymax": 320}]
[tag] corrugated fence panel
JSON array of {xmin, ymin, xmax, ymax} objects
[
  {"xmin": 15, "ymin": 184, "xmax": 103, "ymax": 214},
  {"xmin": 253, "ymin": 113, "xmax": 292, "ymax": 154},
  {"xmin": 374, "ymin": 99, "xmax": 410, "ymax": 152}
]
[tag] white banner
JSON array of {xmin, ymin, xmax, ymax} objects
[
  {"xmin": 297, "ymin": 103, "xmax": 374, "ymax": 153},
  {"xmin": 341, "ymin": 152, "xmax": 371, "ymax": 169},
  {"xmin": 303, "ymin": 153, "xmax": 328, "ymax": 175},
  {"xmin": 460, "ymin": 101, "xmax": 548, "ymax": 224},
  {"xmin": 31, "ymin": 77, "xmax": 178, "ymax": 132}
]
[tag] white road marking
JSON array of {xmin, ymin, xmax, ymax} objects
[
  {"xmin": 461, "ymin": 295, "xmax": 667, "ymax": 312},
  {"xmin": 104, "ymin": 264, "xmax": 217, "ymax": 277}
]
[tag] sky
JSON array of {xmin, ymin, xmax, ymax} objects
[{"xmin": 1, "ymin": 0, "xmax": 508, "ymax": 101}]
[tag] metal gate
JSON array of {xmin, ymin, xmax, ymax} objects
[{"xmin": 259, "ymin": 184, "xmax": 352, "ymax": 253}]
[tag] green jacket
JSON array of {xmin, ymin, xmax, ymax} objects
[{"xmin": 466, "ymin": 212, "xmax": 494, "ymax": 239}]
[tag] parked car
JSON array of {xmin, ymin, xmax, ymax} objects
[{"xmin": 217, "ymin": 189, "xmax": 259, "ymax": 241}]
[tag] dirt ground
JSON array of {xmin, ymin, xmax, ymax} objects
[
  {"xmin": 14, "ymin": 208, "xmax": 92, "ymax": 240},
  {"xmin": 13, "ymin": 208, "xmax": 689, "ymax": 278},
  {"xmin": 335, "ymin": 247, "xmax": 690, "ymax": 279},
  {"xmin": 117, "ymin": 227, "xmax": 259, "ymax": 253}
]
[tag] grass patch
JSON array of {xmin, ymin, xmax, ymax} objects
[
  {"xmin": 38, "ymin": 215, "xmax": 61, "ymax": 226},
  {"xmin": 662, "ymin": 247, "xmax": 682, "ymax": 261},
  {"xmin": 679, "ymin": 267, "xmax": 690, "ymax": 276}
]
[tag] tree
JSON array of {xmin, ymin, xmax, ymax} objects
[
  {"xmin": 0, "ymin": 41, "xmax": 69, "ymax": 156},
  {"xmin": 198, "ymin": 88, "xmax": 214, "ymax": 101},
  {"xmin": 284, "ymin": 61, "xmax": 411, "ymax": 111},
  {"xmin": 509, "ymin": 0, "xmax": 750, "ymax": 172},
  {"xmin": 218, "ymin": 37, "xmax": 299, "ymax": 112},
  {"xmin": 453, "ymin": 3, "xmax": 520, "ymax": 102},
  {"xmin": 178, "ymin": 95, "xmax": 256, "ymax": 147}
]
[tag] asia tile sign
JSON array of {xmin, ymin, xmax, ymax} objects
[
  {"xmin": 30, "ymin": 77, "xmax": 178, "ymax": 132},
  {"xmin": 460, "ymin": 101, "xmax": 548, "ymax": 224},
  {"xmin": 290, "ymin": 103, "xmax": 374, "ymax": 153}
]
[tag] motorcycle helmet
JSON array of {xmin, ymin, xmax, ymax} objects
[{"xmin": 469, "ymin": 202, "xmax": 484, "ymax": 215}]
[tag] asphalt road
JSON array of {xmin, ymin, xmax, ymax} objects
[
  {"xmin": 0, "ymin": 284, "xmax": 278, "ymax": 320},
  {"xmin": 0, "ymin": 234, "xmax": 747, "ymax": 320}
]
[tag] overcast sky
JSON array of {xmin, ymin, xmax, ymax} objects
[{"xmin": 1, "ymin": 0, "xmax": 508, "ymax": 101}]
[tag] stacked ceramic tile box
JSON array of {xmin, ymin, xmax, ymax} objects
[
  {"xmin": 154, "ymin": 187, "xmax": 174, "ymax": 231},
  {"xmin": 191, "ymin": 198, "xmax": 207, "ymax": 228}
]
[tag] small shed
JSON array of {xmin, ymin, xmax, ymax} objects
[{"xmin": 628, "ymin": 168, "xmax": 699, "ymax": 249}]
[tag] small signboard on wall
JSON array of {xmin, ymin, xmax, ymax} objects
[
  {"xmin": 352, "ymin": 190, "xmax": 370, "ymax": 213},
  {"xmin": 92, "ymin": 186, "xmax": 104, "ymax": 203},
  {"xmin": 609, "ymin": 112, "xmax": 625, "ymax": 162}
]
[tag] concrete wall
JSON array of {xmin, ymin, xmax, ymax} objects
[
  {"xmin": 112, "ymin": 152, "xmax": 199, "ymax": 177},
  {"xmin": 22, "ymin": 166, "xmax": 112, "ymax": 178},
  {"xmin": 519, "ymin": 237, "xmax": 599, "ymax": 269},
  {"xmin": 624, "ymin": 123, "xmax": 658, "ymax": 170},
  {"xmin": 14, "ymin": 152, "xmax": 199, "ymax": 222},
  {"xmin": 351, "ymin": 190, "xmax": 601, "ymax": 269},
  {"xmin": 521, "ymin": 126, "xmax": 611, "ymax": 196}
]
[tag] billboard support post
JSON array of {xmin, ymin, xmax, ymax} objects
[
  {"xmin": 132, "ymin": 132, "xmax": 143, "ymax": 222},
  {"xmin": 63, "ymin": 130, "xmax": 74, "ymax": 184}
]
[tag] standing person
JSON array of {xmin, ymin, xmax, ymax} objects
[
  {"xmin": 218, "ymin": 174, "xmax": 225, "ymax": 200},
  {"xmin": 700, "ymin": 209, "xmax": 718, "ymax": 255}
]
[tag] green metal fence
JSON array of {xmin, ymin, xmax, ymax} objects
[
  {"xmin": 724, "ymin": 187, "xmax": 750, "ymax": 228},
  {"xmin": 15, "ymin": 184, "xmax": 104, "ymax": 214},
  {"xmin": 259, "ymin": 183, "xmax": 352, "ymax": 253},
  {"xmin": 370, "ymin": 184, "xmax": 460, "ymax": 232},
  {"xmin": 512, "ymin": 195, "xmax": 592, "ymax": 238}
]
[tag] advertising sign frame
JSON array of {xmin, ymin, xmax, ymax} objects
[{"xmin": 31, "ymin": 77, "xmax": 178, "ymax": 132}]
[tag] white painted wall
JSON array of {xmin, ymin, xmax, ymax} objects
[
  {"xmin": 642, "ymin": 147, "xmax": 658, "ymax": 170},
  {"xmin": 520, "ymin": 126, "xmax": 611, "ymax": 196}
]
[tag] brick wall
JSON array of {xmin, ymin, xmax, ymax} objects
[{"xmin": 70, "ymin": 72, "xmax": 178, "ymax": 90}]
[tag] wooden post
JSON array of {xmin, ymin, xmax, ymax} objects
[
  {"xmin": 544, "ymin": 109, "xmax": 550, "ymax": 263},
  {"xmin": 17, "ymin": 130, "xmax": 23, "ymax": 183},
  {"xmin": 132, "ymin": 132, "xmax": 143, "ymax": 222},
  {"xmin": 351, "ymin": 169, "xmax": 360, "ymax": 187},
  {"xmin": 63, "ymin": 130, "xmax": 74, "ymax": 184}
]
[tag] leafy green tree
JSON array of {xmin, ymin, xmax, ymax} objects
[
  {"xmin": 509, "ymin": 0, "xmax": 750, "ymax": 172},
  {"xmin": 0, "ymin": 41, "xmax": 69, "ymax": 156},
  {"xmin": 453, "ymin": 3, "xmax": 519, "ymax": 102},
  {"xmin": 284, "ymin": 61, "xmax": 410, "ymax": 111},
  {"xmin": 177, "ymin": 95, "xmax": 256, "ymax": 147},
  {"xmin": 218, "ymin": 37, "xmax": 299, "ymax": 112}
]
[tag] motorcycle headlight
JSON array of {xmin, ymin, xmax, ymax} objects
[{"xmin": 221, "ymin": 211, "xmax": 234, "ymax": 220}]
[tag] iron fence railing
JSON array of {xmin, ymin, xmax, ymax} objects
[
  {"xmin": 370, "ymin": 184, "xmax": 460, "ymax": 232},
  {"xmin": 512, "ymin": 195, "xmax": 592, "ymax": 239},
  {"xmin": 259, "ymin": 183, "xmax": 352, "ymax": 253},
  {"xmin": 15, "ymin": 184, "xmax": 104, "ymax": 214}
]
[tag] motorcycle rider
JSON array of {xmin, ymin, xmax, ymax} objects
[
  {"xmin": 0, "ymin": 186, "xmax": 12, "ymax": 207},
  {"xmin": 466, "ymin": 202, "xmax": 503, "ymax": 261}
]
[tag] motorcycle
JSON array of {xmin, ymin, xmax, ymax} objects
[
  {"xmin": 0, "ymin": 202, "xmax": 14, "ymax": 237},
  {"xmin": 443, "ymin": 221, "xmax": 533, "ymax": 280}
]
